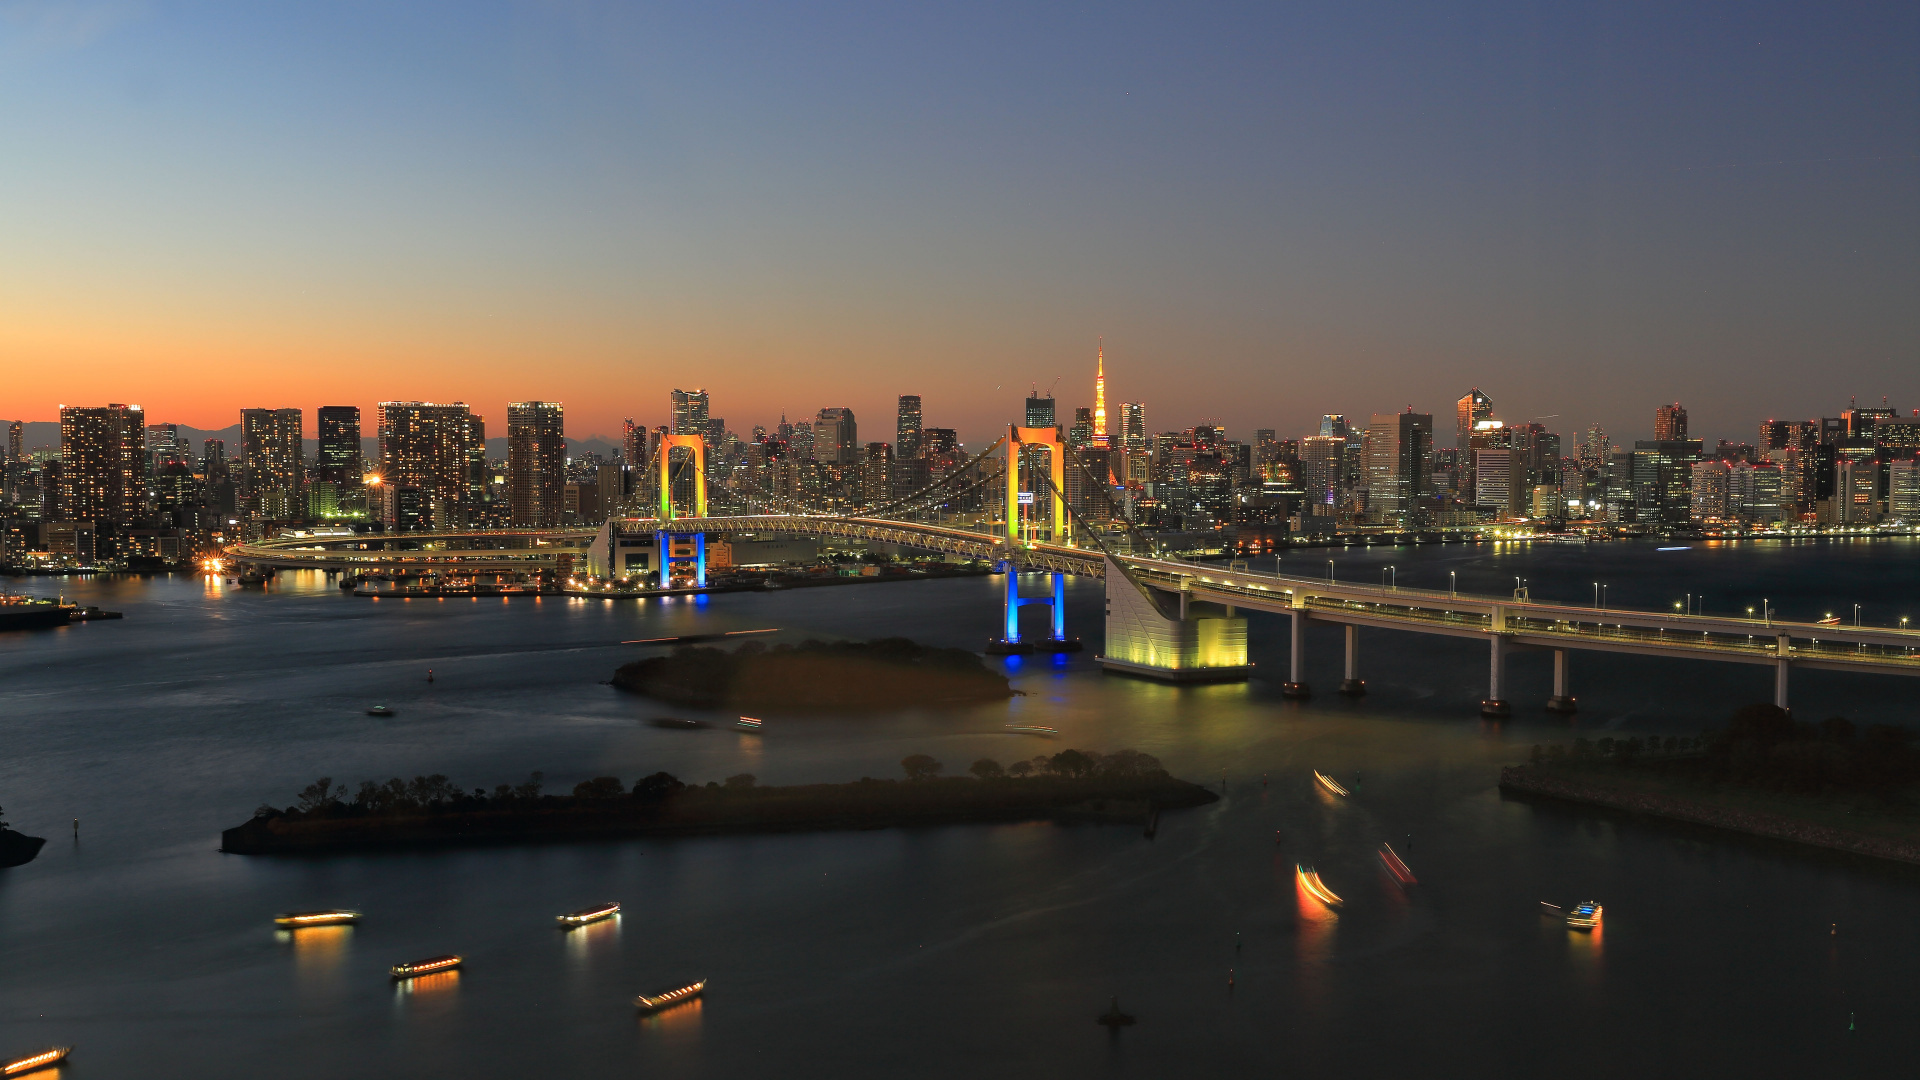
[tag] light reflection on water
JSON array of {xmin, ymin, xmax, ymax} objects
[
  {"xmin": 565, "ymin": 913, "xmax": 621, "ymax": 960},
  {"xmin": 394, "ymin": 970, "xmax": 461, "ymax": 999},
  {"xmin": 284, "ymin": 924, "xmax": 353, "ymax": 975},
  {"xmin": 637, "ymin": 995, "xmax": 703, "ymax": 1035}
]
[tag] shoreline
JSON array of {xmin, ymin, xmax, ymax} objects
[
  {"xmin": 1499, "ymin": 764, "xmax": 1920, "ymax": 865},
  {"xmin": 221, "ymin": 775, "xmax": 1219, "ymax": 855}
]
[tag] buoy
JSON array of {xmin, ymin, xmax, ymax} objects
[
  {"xmin": 1235, "ymin": 931, "xmax": 1242, "ymax": 953},
  {"xmin": 72, "ymin": 818, "xmax": 78, "ymax": 836},
  {"xmin": 427, "ymin": 668, "xmax": 435, "ymax": 683},
  {"xmin": 1228, "ymin": 968, "xmax": 1235, "ymax": 989}
]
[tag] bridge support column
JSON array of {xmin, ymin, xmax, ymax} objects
[
  {"xmin": 657, "ymin": 531, "xmax": 670, "ymax": 588},
  {"xmin": 1481, "ymin": 635, "xmax": 1511, "ymax": 718},
  {"xmin": 1775, "ymin": 634, "xmax": 1790, "ymax": 711},
  {"xmin": 988, "ymin": 568, "xmax": 1082, "ymax": 654},
  {"xmin": 1282, "ymin": 608, "xmax": 1310, "ymax": 698},
  {"xmin": 1095, "ymin": 558, "xmax": 1249, "ymax": 682},
  {"xmin": 1338, "ymin": 624, "xmax": 1365, "ymax": 696},
  {"xmin": 1546, "ymin": 649, "xmax": 1577, "ymax": 713}
]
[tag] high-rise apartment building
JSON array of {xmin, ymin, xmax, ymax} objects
[
  {"xmin": 1835, "ymin": 457, "xmax": 1879, "ymax": 524},
  {"xmin": 1301, "ymin": 435, "xmax": 1346, "ymax": 516},
  {"xmin": 60, "ymin": 403, "xmax": 145, "ymax": 556},
  {"xmin": 377, "ymin": 401, "xmax": 477, "ymax": 529},
  {"xmin": 1890, "ymin": 459, "xmax": 1920, "ymax": 523},
  {"xmin": 1730, "ymin": 462, "xmax": 1786, "ymax": 524},
  {"xmin": 507, "ymin": 401, "xmax": 566, "ymax": 527},
  {"xmin": 896, "ymin": 395, "xmax": 923, "ymax": 460},
  {"xmin": 1025, "ymin": 393, "xmax": 1056, "ymax": 431},
  {"xmin": 670, "ymin": 389, "xmax": 710, "ymax": 436},
  {"xmin": 240, "ymin": 408, "xmax": 304, "ymax": 518},
  {"xmin": 315, "ymin": 406, "xmax": 362, "ymax": 485},
  {"xmin": 1690, "ymin": 460, "xmax": 1730, "ymax": 520},
  {"xmin": 1655, "ymin": 403, "xmax": 1689, "ymax": 441},
  {"xmin": 1455, "ymin": 389, "xmax": 1493, "ymax": 451},
  {"xmin": 1364, "ymin": 411, "xmax": 1433, "ymax": 521},
  {"xmin": 7, "ymin": 421, "xmax": 21, "ymax": 463},
  {"xmin": 813, "ymin": 408, "xmax": 857, "ymax": 464}
]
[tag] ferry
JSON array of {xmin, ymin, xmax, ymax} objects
[
  {"xmin": 556, "ymin": 902, "xmax": 620, "ymax": 927},
  {"xmin": 1004, "ymin": 724, "xmax": 1059, "ymax": 737},
  {"xmin": 735, "ymin": 716, "xmax": 764, "ymax": 731},
  {"xmin": 275, "ymin": 909, "xmax": 361, "ymax": 928},
  {"xmin": 1313, "ymin": 770, "xmax": 1349, "ymax": 797},
  {"xmin": 390, "ymin": 954, "xmax": 462, "ymax": 979},
  {"xmin": 366, "ymin": 705, "xmax": 394, "ymax": 717},
  {"xmin": 634, "ymin": 979, "xmax": 706, "ymax": 1012},
  {"xmin": 3, "ymin": 1047, "xmax": 70, "ymax": 1076},
  {"xmin": 1540, "ymin": 900, "xmax": 1604, "ymax": 930},
  {"xmin": 1378, "ymin": 843, "xmax": 1417, "ymax": 885},
  {"xmin": 1296, "ymin": 864, "xmax": 1342, "ymax": 908}
]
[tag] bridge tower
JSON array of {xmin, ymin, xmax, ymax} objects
[
  {"xmin": 987, "ymin": 426, "xmax": 1079, "ymax": 654},
  {"xmin": 655, "ymin": 434, "xmax": 708, "ymax": 587}
]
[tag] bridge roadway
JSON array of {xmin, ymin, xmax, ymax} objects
[{"xmin": 231, "ymin": 515, "xmax": 1920, "ymax": 706}]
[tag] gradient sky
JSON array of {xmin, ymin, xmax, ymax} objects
[{"xmin": 2, "ymin": 1, "xmax": 1915, "ymax": 447}]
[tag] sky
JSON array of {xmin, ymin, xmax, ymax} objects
[{"xmin": 1, "ymin": 1, "xmax": 1915, "ymax": 448}]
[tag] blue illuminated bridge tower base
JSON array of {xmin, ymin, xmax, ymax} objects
[{"xmin": 985, "ymin": 565, "xmax": 1084, "ymax": 655}]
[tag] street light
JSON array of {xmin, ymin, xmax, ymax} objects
[{"xmin": 1451, "ymin": 570, "xmax": 1457, "ymax": 599}]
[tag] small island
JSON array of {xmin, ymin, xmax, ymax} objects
[
  {"xmin": 221, "ymin": 749, "xmax": 1217, "ymax": 855},
  {"xmin": 611, "ymin": 637, "xmax": 1015, "ymax": 710},
  {"xmin": 1501, "ymin": 703, "xmax": 1920, "ymax": 864}
]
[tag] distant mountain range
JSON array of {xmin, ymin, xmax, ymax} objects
[{"xmin": 4, "ymin": 421, "xmax": 622, "ymax": 463}]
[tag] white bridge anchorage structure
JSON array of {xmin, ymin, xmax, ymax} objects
[{"xmin": 231, "ymin": 431, "xmax": 1920, "ymax": 715}]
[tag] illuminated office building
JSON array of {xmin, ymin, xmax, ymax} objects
[
  {"xmin": 1655, "ymin": 403, "xmax": 1689, "ymax": 441},
  {"xmin": 670, "ymin": 389, "xmax": 710, "ymax": 437},
  {"xmin": 316, "ymin": 406, "xmax": 362, "ymax": 485},
  {"xmin": 896, "ymin": 395, "xmax": 922, "ymax": 459},
  {"xmin": 1455, "ymin": 389, "xmax": 1492, "ymax": 451}
]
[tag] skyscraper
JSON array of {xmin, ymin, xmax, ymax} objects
[
  {"xmin": 507, "ymin": 401, "xmax": 566, "ymax": 527},
  {"xmin": 1092, "ymin": 345, "xmax": 1109, "ymax": 449},
  {"xmin": 1068, "ymin": 408, "xmax": 1094, "ymax": 450},
  {"xmin": 670, "ymin": 389, "xmax": 710, "ymax": 437},
  {"xmin": 1119, "ymin": 403, "xmax": 1146, "ymax": 452},
  {"xmin": 60, "ymin": 403, "xmax": 145, "ymax": 556},
  {"xmin": 1364, "ymin": 411, "xmax": 1433, "ymax": 522},
  {"xmin": 1025, "ymin": 391, "xmax": 1056, "ymax": 431},
  {"xmin": 896, "ymin": 395, "xmax": 923, "ymax": 460},
  {"xmin": 1455, "ymin": 389, "xmax": 1493, "ymax": 451},
  {"xmin": 1655, "ymin": 403, "xmax": 1688, "ymax": 441},
  {"xmin": 240, "ymin": 408, "xmax": 305, "ymax": 517},
  {"xmin": 316, "ymin": 406, "xmax": 362, "ymax": 484},
  {"xmin": 813, "ymin": 408, "xmax": 857, "ymax": 464},
  {"xmin": 7, "ymin": 420, "xmax": 21, "ymax": 463},
  {"xmin": 1301, "ymin": 435, "xmax": 1346, "ymax": 516},
  {"xmin": 377, "ymin": 401, "xmax": 477, "ymax": 529}
]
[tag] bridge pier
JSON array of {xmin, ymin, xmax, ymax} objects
[
  {"xmin": 1775, "ymin": 634, "xmax": 1790, "ymax": 710},
  {"xmin": 1282, "ymin": 608, "xmax": 1310, "ymax": 698},
  {"xmin": 987, "ymin": 568, "xmax": 1081, "ymax": 654},
  {"xmin": 1096, "ymin": 559, "xmax": 1249, "ymax": 682},
  {"xmin": 1481, "ymin": 635, "xmax": 1511, "ymax": 718},
  {"xmin": 1338, "ymin": 624, "xmax": 1365, "ymax": 696},
  {"xmin": 1546, "ymin": 649, "xmax": 1577, "ymax": 713}
]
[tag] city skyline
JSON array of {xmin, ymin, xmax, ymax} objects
[{"xmin": 2, "ymin": 4, "xmax": 1914, "ymax": 443}]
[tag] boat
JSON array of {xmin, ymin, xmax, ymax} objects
[
  {"xmin": 735, "ymin": 716, "xmax": 764, "ymax": 731},
  {"xmin": 390, "ymin": 954, "xmax": 462, "ymax": 979},
  {"xmin": 556, "ymin": 901, "xmax": 620, "ymax": 927},
  {"xmin": 634, "ymin": 979, "xmax": 706, "ymax": 1012},
  {"xmin": 275, "ymin": 909, "xmax": 361, "ymax": 928},
  {"xmin": 650, "ymin": 717, "xmax": 708, "ymax": 729},
  {"xmin": 1004, "ymin": 724, "xmax": 1058, "ymax": 736},
  {"xmin": 366, "ymin": 705, "xmax": 394, "ymax": 717},
  {"xmin": 1313, "ymin": 770, "xmax": 1349, "ymax": 796},
  {"xmin": 1378, "ymin": 843, "xmax": 1417, "ymax": 885},
  {"xmin": 3, "ymin": 1047, "xmax": 70, "ymax": 1076},
  {"xmin": 1297, "ymin": 864, "xmax": 1342, "ymax": 907},
  {"xmin": 1540, "ymin": 900, "xmax": 1604, "ymax": 930}
]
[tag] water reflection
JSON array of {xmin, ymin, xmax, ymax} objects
[
  {"xmin": 565, "ymin": 913, "xmax": 621, "ymax": 961},
  {"xmin": 395, "ymin": 970, "xmax": 461, "ymax": 999},
  {"xmin": 279, "ymin": 924, "xmax": 353, "ymax": 975}
]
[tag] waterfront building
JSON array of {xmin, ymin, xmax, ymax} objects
[
  {"xmin": 1690, "ymin": 459, "xmax": 1730, "ymax": 520},
  {"xmin": 59, "ymin": 403, "xmax": 145, "ymax": 558},
  {"xmin": 1473, "ymin": 446, "xmax": 1526, "ymax": 519},
  {"xmin": 240, "ymin": 408, "xmax": 304, "ymax": 519},
  {"xmin": 1834, "ymin": 457, "xmax": 1880, "ymax": 524},
  {"xmin": 896, "ymin": 395, "xmax": 922, "ymax": 460},
  {"xmin": 1890, "ymin": 459, "xmax": 1920, "ymax": 523},
  {"xmin": 670, "ymin": 389, "xmax": 710, "ymax": 436},
  {"xmin": 1730, "ymin": 461, "xmax": 1786, "ymax": 524},
  {"xmin": 1630, "ymin": 439, "xmax": 1703, "ymax": 526},
  {"xmin": 376, "ymin": 401, "xmax": 477, "ymax": 529},
  {"xmin": 508, "ymin": 401, "xmax": 566, "ymax": 527},
  {"xmin": 1455, "ymin": 388, "xmax": 1493, "ymax": 451},
  {"xmin": 1655, "ymin": 403, "xmax": 1689, "ymax": 441}
]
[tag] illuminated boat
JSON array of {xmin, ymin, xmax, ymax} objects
[
  {"xmin": 1565, "ymin": 901, "xmax": 1603, "ymax": 930},
  {"xmin": 1313, "ymin": 770, "xmax": 1349, "ymax": 797},
  {"xmin": 1378, "ymin": 843, "xmax": 1417, "ymax": 885},
  {"xmin": 634, "ymin": 979, "xmax": 706, "ymax": 1012},
  {"xmin": 275, "ymin": 909, "xmax": 361, "ymax": 928},
  {"xmin": 1296, "ymin": 864, "xmax": 1342, "ymax": 908},
  {"xmin": 390, "ymin": 954, "xmax": 462, "ymax": 979},
  {"xmin": 735, "ymin": 716, "xmax": 764, "ymax": 731},
  {"xmin": 3, "ymin": 1047, "xmax": 70, "ymax": 1076},
  {"xmin": 367, "ymin": 705, "xmax": 394, "ymax": 716},
  {"xmin": 1004, "ymin": 724, "xmax": 1058, "ymax": 736},
  {"xmin": 556, "ymin": 901, "xmax": 620, "ymax": 927}
]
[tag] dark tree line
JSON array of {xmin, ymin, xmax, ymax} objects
[{"xmin": 905, "ymin": 748, "xmax": 1166, "ymax": 782}]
